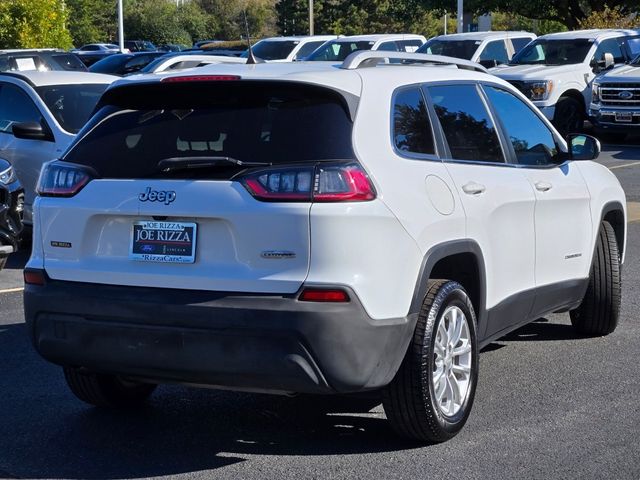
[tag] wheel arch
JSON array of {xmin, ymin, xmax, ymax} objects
[
  {"xmin": 410, "ymin": 240, "xmax": 487, "ymax": 330},
  {"xmin": 601, "ymin": 201, "xmax": 626, "ymax": 260},
  {"xmin": 558, "ymin": 88, "xmax": 587, "ymax": 114}
]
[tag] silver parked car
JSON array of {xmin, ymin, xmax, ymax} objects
[{"xmin": 0, "ymin": 71, "xmax": 117, "ymax": 225}]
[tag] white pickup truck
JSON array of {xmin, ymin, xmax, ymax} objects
[
  {"xmin": 492, "ymin": 29, "xmax": 640, "ymax": 135},
  {"xmin": 590, "ymin": 52, "xmax": 640, "ymax": 141}
]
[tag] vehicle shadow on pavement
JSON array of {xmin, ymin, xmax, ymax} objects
[
  {"xmin": 500, "ymin": 317, "xmax": 589, "ymax": 342},
  {"xmin": 0, "ymin": 322, "xmax": 418, "ymax": 479}
]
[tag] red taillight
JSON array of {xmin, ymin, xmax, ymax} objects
[
  {"xmin": 240, "ymin": 163, "xmax": 376, "ymax": 203},
  {"xmin": 37, "ymin": 162, "xmax": 93, "ymax": 197},
  {"xmin": 24, "ymin": 269, "xmax": 45, "ymax": 286},
  {"xmin": 161, "ymin": 75, "xmax": 241, "ymax": 83},
  {"xmin": 299, "ymin": 288, "xmax": 350, "ymax": 302}
]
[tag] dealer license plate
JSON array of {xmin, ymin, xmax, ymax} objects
[
  {"xmin": 614, "ymin": 112, "xmax": 633, "ymax": 123},
  {"xmin": 130, "ymin": 221, "xmax": 197, "ymax": 263}
]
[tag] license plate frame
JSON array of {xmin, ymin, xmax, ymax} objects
[
  {"xmin": 614, "ymin": 112, "xmax": 633, "ymax": 123},
  {"xmin": 130, "ymin": 221, "xmax": 197, "ymax": 263}
]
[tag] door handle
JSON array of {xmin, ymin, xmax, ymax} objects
[
  {"xmin": 462, "ymin": 182, "xmax": 486, "ymax": 195},
  {"xmin": 534, "ymin": 181, "xmax": 553, "ymax": 192}
]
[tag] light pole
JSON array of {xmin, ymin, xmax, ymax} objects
[
  {"xmin": 309, "ymin": 0, "xmax": 314, "ymax": 36},
  {"xmin": 457, "ymin": 0, "xmax": 463, "ymax": 33},
  {"xmin": 117, "ymin": 0, "xmax": 124, "ymax": 52}
]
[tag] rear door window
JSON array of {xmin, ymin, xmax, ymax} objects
[
  {"xmin": 427, "ymin": 84, "xmax": 504, "ymax": 163},
  {"xmin": 511, "ymin": 37, "xmax": 533, "ymax": 54},
  {"xmin": 63, "ymin": 82, "xmax": 356, "ymax": 179}
]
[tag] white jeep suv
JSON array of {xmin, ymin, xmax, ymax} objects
[
  {"xmin": 24, "ymin": 52, "xmax": 625, "ymax": 442},
  {"xmin": 492, "ymin": 29, "xmax": 640, "ymax": 136}
]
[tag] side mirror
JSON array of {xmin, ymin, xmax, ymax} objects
[
  {"xmin": 568, "ymin": 134, "xmax": 600, "ymax": 160},
  {"xmin": 12, "ymin": 121, "xmax": 53, "ymax": 142},
  {"xmin": 593, "ymin": 52, "xmax": 615, "ymax": 73}
]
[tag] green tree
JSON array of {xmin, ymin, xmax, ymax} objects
[
  {"xmin": 421, "ymin": 0, "xmax": 638, "ymax": 30},
  {"xmin": 66, "ymin": 0, "xmax": 118, "ymax": 46},
  {"xmin": 0, "ymin": 0, "xmax": 73, "ymax": 49},
  {"xmin": 578, "ymin": 4, "xmax": 637, "ymax": 28},
  {"xmin": 196, "ymin": 0, "xmax": 277, "ymax": 40}
]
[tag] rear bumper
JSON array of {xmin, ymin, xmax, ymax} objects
[{"xmin": 24, "ymin": 279, "xmax": 415, "ymax": 395}]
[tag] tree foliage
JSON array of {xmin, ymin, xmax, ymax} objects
[
  {"xmin": 66, "ymin": 0, "xmax": 118, "ymax": 46},
  {"xmin": 578, "ymin": 5, "xmax": 637, "ymax": 29},
  {"xmin": 0, "ymin": 0, "xmax": 73, "ymax": 49},
  {"xmin": 421, "ymin": 0, "xmax": 638, "ymax": 30}
]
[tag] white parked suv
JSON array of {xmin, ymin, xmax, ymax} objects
[
  {"xmin": 492, "ymin": 29, "xmax": 640, "ymax": 135},
  {"xmin": 24, "ymin": 52, "xmax": 625, "ymax": 442},
  {"xmin": 306, "ymin": 34, "xmax": 426, "ymax": 61},
  {"xmin": 590, "ymin": 53, "xmax": 640, "ymax": 141},
  {"xmin": 0, "ymin": 71, "xmax": 117, "ymax": 225},
  {"xmin": 239, "ymin": 35, "xmax": 337, "ymax": 62},
  {"xmin": 416, "ymin": 31, "xmax": 536, "ymax": 68}
]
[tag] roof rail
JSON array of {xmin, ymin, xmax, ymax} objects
[{"xmin": 340, "ymin": 51, "xmax": 488, "ymax": 74}]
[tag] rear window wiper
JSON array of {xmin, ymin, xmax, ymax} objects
[{"xmin": 157, "ymin": 156, "xmax": 271, "ymax": 172}]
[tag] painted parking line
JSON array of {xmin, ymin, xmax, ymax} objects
[
  {"xmin": 0, "ymin": 287, "xmax": 23, "ymax": 294},
  {"xmin": 609, "ymin": 161, "xmax": 640, "ymax": 170},
  {"xmin": 627, "ymin": 202, "xmax": 640, "ymax": 224}
]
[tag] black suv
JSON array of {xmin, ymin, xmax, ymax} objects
[
  {"xmin": 0, "ymin": 49, "xmax": 87, "ymax": 72},
  {"xmin": 0, "ymin": 158, "xmax": 23, "ymax": 270}
]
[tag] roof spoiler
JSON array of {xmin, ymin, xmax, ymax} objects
[{"xmin": 340, "ymin": 51, "xmax": 489, "ymax": 74}]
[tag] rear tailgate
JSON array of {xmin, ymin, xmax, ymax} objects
[{"xmin": 39, "ymin": 179, "xmax": 310, "ymax": 292}]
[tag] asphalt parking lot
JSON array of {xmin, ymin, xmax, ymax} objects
[{"xmin": 0, "ymin": 137, "xmax": 639, "ymax": 480}]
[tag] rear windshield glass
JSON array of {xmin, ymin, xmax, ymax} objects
[
  {"xmin": 63, "ymin": 81, "xmax": 355, "ymax": 178},
  {"xmin": 51, "ymin": 54, "xmax": 87, "ymax": 71},
  {"xmin": 307, "ymin": 41, "xmax": 374, "ymax": 61},
  {"xmin": 240, "ymin": 40, "xmax": 297, "ymax": 60},
  {"xmin": 510, "ymin": 39, "xmax": 592, "ymax": 65},
  {"xmin": 36, "ymin": 84, "xmax": 109, "ymax": 133},
  {"xmin": 416, "ymin": 39, "xmax": 478, "ymax": 60}
]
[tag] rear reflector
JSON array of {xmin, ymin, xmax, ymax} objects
[
  {"xmin": 161, "ymin": 75, "xmax": 241, "ymax": 83},
  {"xmin": 299, "ymin": 288, "xmax": 350, "ymax": 302},
  {"xmin": 240, "ymin": 163, "xmax": 375, "ymax": 203},
  {"xmin": 24, "ymin": 269, "xmax": 46, "ymax": 286}
]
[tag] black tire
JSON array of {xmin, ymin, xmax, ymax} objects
[
  {"xmin": 0, "ymin": 255, "xmax": 6, "ymax": 271},
  {"xmin": 570, "ymin": 221, "xmax": 621, "ymax": 336},
  {"xmin": 553, "ymin": 97, "xmax": 585, "ymax": 136},
  {"xmin": 63, "ymin": 367, "xmax": 156, "ymax": 408},
  {"xmin": 383, "ymin": 280, "xmax": 479, "ymax": 442}
]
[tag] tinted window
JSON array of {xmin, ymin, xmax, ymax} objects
[
  {"xmin": 479, "ymin": 40, "xmax": 508, "ymax": 64},
  {"xmin": 295, "ymin": 41, "xmax": 326, "ymax": 59},
  {"xmin": 0, "ymin": 83, "xmax": 43, "ymax": 133},
  {"xmin": 51, "ymin": 54, "xmax": 87, "ymax": 71},
  {"xmin": 592, "ymin": 38, "xmax": 624, "ymax": 64},
  {"xmin": 511, "ymin": 39, "xmax": 592, "ymax": 65},
  {"xmin": 417, "ymin": 39, "xmax": 478, "ymax": 60},
  {"xmin": 427, "ymin": 84, "xmax": 503, "ymax": 162},
  {"xmin": 393, "ymin": 87, "xmax": 434, "ymax": 155},
  {"xmin": 511, "ymin": 37, "xmax": 533, "ymax": 54},
  {"xmin": 378, "ymin": 41, "xmax": 399, "ymax": 52},
  {"xmin": 629, "ymin": 38, "xmax": 640, "ymax": 61},
  {"xmin": 307, "ymin": 41, "xmax": 374, "ymax": 61},
  {"xmin": 251, "ymin": 40, "xmax": 297, "ymax": 60},
  {"xmin": 484, "ymin": 86, "xmax": 558, "ymax": 166},
  {"xmin": 63, "ymin": 82, "xmax": 355, "ymax": 179},
  {"xmin": 398, "ymin": 39, "xmax": 423, "ymax": 52},
  {"xmin": 83, "ymin": 45, "xmax": 101, "ymax": 51},
  {"xmin": 36, "ymin": 84, "xmax": 109, "ymax": 133},
  {"xmin": 89, "ymin": 54, "xmax": 132, "ymax": 73}
]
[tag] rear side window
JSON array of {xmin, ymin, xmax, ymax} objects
[
  {"xmin": 427, "ymin": 84, "xmax": 503, "ymax": 163},
  {"xmin": 36, "ymin": 84, "xmax": 109, "ymax": 134},
  {"xmin": 294, "ymin": 41, "xmax": 326, "ymax": 59},
  {"xmin": 63, "ymin": 82, "xmax": 355, "ymax": 179},
  {"xmin": 392, "ymin": 87, "xmax": 435, "ymax": 156}
]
